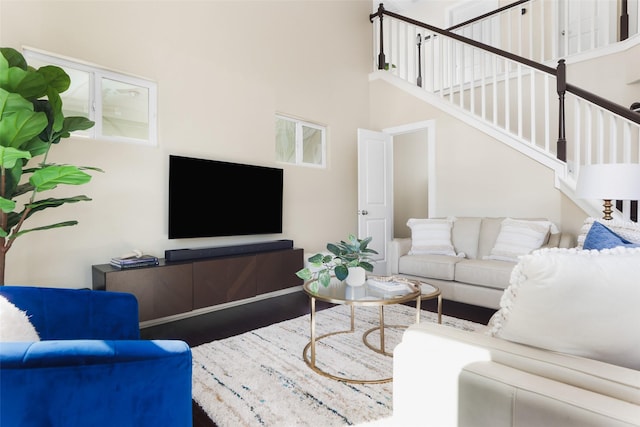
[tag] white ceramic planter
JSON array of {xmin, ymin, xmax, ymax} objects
[{"xmin": 345, "ymin": 266, "xmax": 366, "ymax": 287}]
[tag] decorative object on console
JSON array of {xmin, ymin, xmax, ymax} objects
[
  {"xmin": 109, "ymin": 254, "xmax": 159, "ymax": 269},
  {"xmin": 296, "ymin": 234, "xmax": 378, "ymax": 290},
  {"xmin": 576, "ymin": 163, "xmax": 640, "ymax": 220},
  {"xmin": 0, "ymin": 48, "xmax": 99, "ymax": 285},
  {"xmin": 165, "ymin": 239, "xmax": 293, "ymax": 262},
  {"xmin": 487, "ymin": 246, "xmax": 640, "ymax": 370}
]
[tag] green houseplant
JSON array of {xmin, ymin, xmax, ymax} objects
[
  {"xmin": 296, "ymin": 234, "xmax": 378, "ymax": 291},
  {"xmin": 0, "ymin": 47, "xmax": 98, "ymax": 285}
]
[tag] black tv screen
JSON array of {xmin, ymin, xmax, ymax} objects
[{"xmin": 168, "ymin": 155, "xmax": 283, "ymax": 239}]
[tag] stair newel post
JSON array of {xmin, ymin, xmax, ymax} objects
[
  {"xmin": 556, "ymin": 59, "xmax": 567, "ymax": 162},
  {"xmin": 416, "ymin": 33, "xmax": 423, "ymax": 87},
  {"xmin": 621, "ymin": 0, "xmax": 629, "ymax": 41},
  {"xmin": 371, "ymin": 3, "xmax": 386, "ymax": 70}
]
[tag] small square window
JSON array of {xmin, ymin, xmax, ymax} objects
[{"xmin": 276, "ymin": 115, "xmax": 326, "ymax": 167}]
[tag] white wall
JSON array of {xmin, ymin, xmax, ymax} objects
[
  {"xmin": 0, "ymin": 0, "xmax": 373, "ymax": 288},
  {"xmin": 370, "ymin": 79, "xmax": 566, "ymax": 225},
  {"xmin": 393, "ymin": 130, "xmax": 429, "ymax": 238}
]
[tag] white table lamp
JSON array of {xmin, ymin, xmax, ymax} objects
[{"xmin": 576, "ymin": 163, "xmax": 640, "ymax": 220}]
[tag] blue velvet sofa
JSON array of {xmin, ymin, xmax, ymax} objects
[{"xmin": 0, "ymin": 286, "xmax": 192, "ymax": 427}]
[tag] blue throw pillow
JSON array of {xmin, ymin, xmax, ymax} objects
[{"xmin": 583, "ymin": 221, "xmax": 640, "ymax": 250}]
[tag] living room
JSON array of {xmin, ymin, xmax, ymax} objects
[
  {"xmin": 2, "ymin": 0, "xmax": 640, "ymax": 426},
  {"xmin": 4, "ymin": 0, "xmax": 628, "ymax": 288}
]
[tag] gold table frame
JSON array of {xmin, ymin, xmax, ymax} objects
[
  {"xmin": 302, "ymin": 276, "xmax": 440, "ymax": 384},
  {"xmin": 362, "ymin": 282, "xmax": 442, "ymax": 357}
]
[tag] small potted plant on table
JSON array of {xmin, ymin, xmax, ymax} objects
[{"xmin": 296, "ymin": 234, "xmax": 378, "ymax": 291}]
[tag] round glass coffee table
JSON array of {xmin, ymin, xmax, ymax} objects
[{"xmin": 302, "ymin": 275, "xmax": 434, "ymax": 384}]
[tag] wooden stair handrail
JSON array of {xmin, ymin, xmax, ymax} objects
[
  {"xmin": 370, "ymin": 3, "xmax": 640, "ymax": 127},
  {"xmin": 446, "ymin": 0, "xmax": 530, "ymax": 32}
]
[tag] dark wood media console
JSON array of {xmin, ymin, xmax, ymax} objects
[{"xmin": 92, "ymin": 247, "xmax": 303, "ymax": 323}]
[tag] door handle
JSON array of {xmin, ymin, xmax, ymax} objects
[{"xmin": 358, "ymin": 210, "xmax": 369, "ymax": 215}]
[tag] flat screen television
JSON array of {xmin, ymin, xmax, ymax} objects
[{"xmin": 168, "ymin": 155, "xmax": 283, "ymax": 239}]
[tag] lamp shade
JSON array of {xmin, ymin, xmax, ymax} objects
[{"xmin": 576, "ymin": 163, "xmax": 640, "ymax": 200}]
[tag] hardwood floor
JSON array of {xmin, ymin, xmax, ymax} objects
[{"xmin": 141, "ymin": 290, "xmax": 496, "ymax": 427}]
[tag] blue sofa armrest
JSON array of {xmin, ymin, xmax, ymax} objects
[
  {"xmin": 0, "ymin": 286, "xmax": 139, "ymax": 340},
  {"xmin": 1, "ymin": 339, "xmax": 192, "ymax": 427}
]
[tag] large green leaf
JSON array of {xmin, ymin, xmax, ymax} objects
[
  {"xmin": 46, "ymin": 88, "xmax": 64, "ymax": 132},
  {"xmin": 5, "ymin": 196, "xmax": 91, "ymax": 229},
  {"xmin": 0, "ymin": 88, "xmax": 49, "ymax": 149},
  {"xmin": 62, "ymin": 116, "xmax": 95, "ymax": 133},
  {"xmin": 3, "ymin": 162, "xmax": 25, "ymax": 199},
  {"xmin": 27, "ymin": 195, "xmax": 92, "ymax": 211},
  {"xmin": 0, "ymin": 66, "xmax": 47, "ymax": 100},
  {"xmin": 20, "ymin": 134, "xmax": 50, "ymax": 158},
  {"xmin": 0, "ymin": 88, "xmax": 34, "ymax": 117},
  {"xmin": 10, "ymin": 220, "xmax": 79, "ymax": 240},
  {"xmin": 54, "ymin": 116, "xmax": 95, "ymax": 141},
  {"xmin": 0, "ymin": 196, "xmax": 16, "ymax": 213},
  {"xmin": 37, "ymin": 65, "xmax": 70, "ymax": 94},
  {"xmin": 0, "ymin": 48, "xmax": 27, "ymax": 70},
  {"xmin": 0, "ymin": 108, "xmax": 48, "ymax": 148},
  {"xmin": 29, "ymin": 165, "xmax": 92, "ymax": 191},
  {"xmin": 0, "ymin": 146, "xmax": 31, "ymax": 169}
]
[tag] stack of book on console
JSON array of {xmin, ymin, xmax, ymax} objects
[{"xmin": 110, "ymin": 254, "xmax": 159, "ymax": 269}]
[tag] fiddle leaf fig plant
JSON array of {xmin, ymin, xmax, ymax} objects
[
  {"xmin": 0, "ymin": 47, "xmax": 100, "ymax": 285},
  {"xmin": 296, "ymin": 234, "xmax": 378, "ymax": 291}
]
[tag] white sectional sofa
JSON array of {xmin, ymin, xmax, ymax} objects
[
  {"xmin": 391, "ymin": 232, "xmax": 640, "ymax": 427},
  {"xmin": 393, "ymin": 322, "xmax": 640, "ymax": 427},
  {"xmin": 387, "ymin": 217, "xmax": 574, "ymax": 309}
]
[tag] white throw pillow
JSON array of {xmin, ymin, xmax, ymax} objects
[
  {"xmin": 487, "ymin": 247, "xmax": 640, "ymax": 370},
  {"xmin": 485, "ymin": 218, "xmax": 555, "ymax": 262},
  {"xmin": 0, "ymin": 295, "xmax": 40, "ymax": 342},
  {"xmin": 407, "ymin": 217, "xmax": 457, "ymax": 256},
  {"xmin": 576, "ymin": 217, "xmax": 640, "ymax": 249}
]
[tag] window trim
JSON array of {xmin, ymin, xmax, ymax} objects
[{"xmin": 22, "ymin": 46, "xmax": 158, "ymax": 146}]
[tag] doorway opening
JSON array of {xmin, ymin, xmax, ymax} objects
[{"xmin": 383, "ymin": 120, "xmax": 436, "ymax": 239}]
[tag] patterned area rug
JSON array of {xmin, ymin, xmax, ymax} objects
[{"xmin": 192, "ymin": 304, "xmax": 482, "ymax": 427}]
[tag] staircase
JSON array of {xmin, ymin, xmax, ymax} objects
[{"xmin": 369, "ymin": 1, "xmax": 640, "ymax": 221}]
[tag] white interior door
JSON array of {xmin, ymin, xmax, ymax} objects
[{"xmin": 357, "ymin": 129, "xmax": 393, "ymax": 275}]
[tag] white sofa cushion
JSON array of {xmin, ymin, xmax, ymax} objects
[
  {"xmin": 407, "ymin": 217, "xmax": 457, "ymax": 256},
  {"xmin": 487, "ymin": 247, "xmax": 640, "ymax": 370},
  {"xmin": 454, "ymin": 259, "xmax": 516, "ymax": 290},
  {"xmin": 485, "ymin": 218, "xmax": 556, "ymax": 262},
  {"xmin": 450, "ymin": 217, "xmax": 483, "ymax": 259},
  {"xmin": 398, "ymin": 253, "xmax": 461, "ymax": 281}
]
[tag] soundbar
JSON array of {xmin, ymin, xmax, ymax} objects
[{"xmin": 165, "ymin": 239, "xmax": 294, "ymax": 262}]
